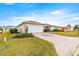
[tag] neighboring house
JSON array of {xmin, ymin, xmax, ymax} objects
[
  {"xmin": 50, "ymin": 25, "xmax": 58, "ymax": 31},
  {"xmin": 56, "ymin": 26, "xmax": 73, "ymax": 32},
  {"xmin": 16, "ymin": 21, "xmax": 44, "ymax": 33},
  {"xmin": 51, "ymin": 25, "xmax": 72, "ymax": 31},
  {"xmin": 44, "ymin": 24, "xmax": 64, "ymax": 31},
  {"xmin": 44, "ymin": 23, "xmax": 51, "ymax": 32},
  {"xmin": 67, "ymin": 27, "xmax": 73, "ymax": 31},
  {"xmin": 0, "ymin": 26, "xmax": 15, "ymax": 32},
  {"xmin": 60, "ymin": 27, "xmax": 68, "ymax": 32}
]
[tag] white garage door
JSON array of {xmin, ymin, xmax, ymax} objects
[{"xmin": 27, "ymin": 24, "xmax": 44, "ymax": 33}]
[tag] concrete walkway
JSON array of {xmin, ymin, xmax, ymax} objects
[{"xmin": 33, "ymin": 33, "xmax": 79, "ymax": 56}]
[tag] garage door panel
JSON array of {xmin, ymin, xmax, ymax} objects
[{"xmin": 28, "ymin": 25, "xmax": 44, "ymax": 33}]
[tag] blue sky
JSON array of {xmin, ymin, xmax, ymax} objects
[{"xmin": 0, "ymin": 3, "xmax": 79, "ymax": 26}]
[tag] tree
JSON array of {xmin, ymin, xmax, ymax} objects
[
  {"xmin": 0, "ymin": 28, "xmax": 3, "ymax": 32},
  {"xmin": 74, "ymin": 24, "xmax": 79, "ymax": 30},
  {"xmin": 9, "ymin": 28, "xmax": 18, "ymax": 33},
  {"xmin": 67, "ymin": 24, "xmax": 71, "ymax": 31},
  {"xmin": 73, "ymin": 24, "xmax": 79, "ymax": 36},
  {"xmin": 44, "ymin": 26, "xmax": 50, "ymax": 32}
]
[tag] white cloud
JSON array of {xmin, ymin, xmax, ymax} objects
[
  {"xmin": 46, "ymin": 9, "xmax": 79, "ymax": 26},
  {"xmin": 12, "ymin": 16, "xmax": 37, "ymax": 21},
  {"xmin": 72, "ymin": 17, "xmax": 79, "ymax": 20},
  {"xmin": 61, "ymin": 17, "xmax": 79, "ymax": 23},
  {"xmin": 50, "ymin": 10, "xmax": 65, "ymax": 15},
  {"xmin": 10, "ymin": 16, "xmax": 38, "ymax": 25},
  {"xmin": 3, "ymin": 9, "xmax": 78, "ymax": 26}
]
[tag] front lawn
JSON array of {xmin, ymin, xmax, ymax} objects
[
  {"xmin": 0, "ymin": 32, "xmax": 16, "ymax": 39},
  {"xmin": 50, "ymin": 30, "xmax": 79, "ymax": 37},
  {"xmin": 0, "ymin": 33, "xmax": 57, "ymax": 56}
]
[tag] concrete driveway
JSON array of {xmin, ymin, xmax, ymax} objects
[{"xmin": 33, "ymin": 33, "xmax": 79, "ymax": 56}]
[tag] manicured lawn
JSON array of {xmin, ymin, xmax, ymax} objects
[
  {"xmin": 50, "ymin": 30, "xmax": 79, "ymax": 37},
  {"xmin": 0, "ymin": 32, "xmax": 16, "ymax": 39},
  {"xmin": 0, "ymin": 33, "xmax": 57, "ymax": 56}
]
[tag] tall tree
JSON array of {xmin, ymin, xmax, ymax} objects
[
  {"xmin": 0, "ymin": 28, "xmax": 3, "ymax": 32},
  {"xmin": 67, "ymin": 24, "xmax": 71, "ymax": 31},
  {"xmin": 74, "ymin": 24, "xmax": 79, "ymax": 30}
]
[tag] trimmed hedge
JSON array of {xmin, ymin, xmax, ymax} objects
[
  {"xmin": 12, "ymin": 33, "xmax": 33, "ymax": 38},
  {"xmin": 53, "ymin": 29, "xmax": 63, "ymax": 32}
]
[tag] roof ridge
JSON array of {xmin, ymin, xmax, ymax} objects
[{"xmin": 16, "ymin": 20, "xmax": 44, "ymax": 27}]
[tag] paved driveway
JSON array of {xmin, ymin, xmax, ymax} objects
[{"xmin": 33, "ymin": 33, "xmax": 79, "ymax": 56}]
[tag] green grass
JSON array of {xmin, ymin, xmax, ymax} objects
[
  {"xmin": 0, "ymin": 32, "xmax": 16, "ymax": 39},
  {"xmin": 50, "ymin": 30, "xmax": 79, "ymax": 37},
  {"xmin": 0, "ymin": 33, "xmax": 57, "ymax": 56}
]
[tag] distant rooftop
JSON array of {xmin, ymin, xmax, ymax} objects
[{"xmin": 0, "ymin": 26, "xmax": 15, "ymax": 28}]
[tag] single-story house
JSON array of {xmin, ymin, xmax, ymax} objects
[
  {"xmin": 0, "ymin": 26, "xmax": 15, "ymax": 32},
  {"xmin": 16, "ymin": 21, "xmax": 44, "ymax": 33},
  {"xmin": 51, "ymin": 26, "xmax": 69, "ymax": 32},
  {"xmin": 66, "ymin": 26, "xmax": 73, "ymax": 31},
  {"xmin": 50, "ymin": 25, "xmax": 58, "ymax": 31},
  {"xmin": 43, "ymin": 24, "xmax": 57, "ymax": 31},
  {"xmin": 44, "ymin": 24, "xmax": 63, "ymax": 31},
  {"xmin": 53, "ymin": 26, "xmax": 73, "ymax": 32},
  {"xmin": 43, "ymin": 23, "xmax": 51, "ymax": 32}
]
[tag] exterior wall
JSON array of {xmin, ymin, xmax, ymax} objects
[
  {"xmin": 17, "ymin": 24, "xmax": 44, "ymax": 33},
  {"xmin": 17, "ymin": 24, "xmax": 27, "ymax": 33},
  {"xmin": 2, "ymin": 28, "xmax": 9, "ymax": 32},
  {"xmin": 27, "ymin": 24, "xmax": 44, "ymax": 33},
  {"xmin": 64, "ymin": 28, "xmax": 68, "ymax": 32},
  {"xmin": 56, "ymin": 27, "xmax": 62, "ymax": 30},
  {"xmin": 70, "ymin": 27, "xmax": 73, "ymax": 31},
  {"xmin": 50, "ymin": 26, "xmax": 57, "ymax": 31}
]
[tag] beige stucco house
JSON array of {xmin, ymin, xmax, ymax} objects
[{"xmin": 16, "ymin": 21, "xmax": 44, "ymax": 33}]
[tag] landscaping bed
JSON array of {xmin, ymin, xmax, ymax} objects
[{"xmin": 12, "ymin": 33, "xmax": 33, "ymax": 38}]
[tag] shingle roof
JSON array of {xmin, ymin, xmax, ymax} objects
[
  {"xmin": 44, "ymin": 23, "xmax": 51, "ymax": 26},
  {"xmin": 51, "ymin": 25, "xmax": 68, "ymax": 28},
  {"xmin": 17, "ymin": 21, "xmax": 44, "ymax": 27}
]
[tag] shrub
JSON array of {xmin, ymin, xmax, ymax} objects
[
  {"xmin": 9, "ymin": 28, "xmax": 18, "ymax": 33},
  {"xmin": 27, "ymin": 33, "xmax": 33, "ymax": 37},
  {"xmin": 44, "ymin": 29, "xmax": 50, "ymax": 32},
  {"xmin": 53, "ymin": 29, "xmax": 63, "ymax": 32},
  {"xmin": 12, "ymin": 33, "xmax": 33, "ymax": 38}
]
